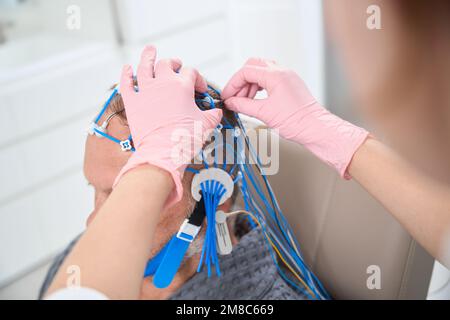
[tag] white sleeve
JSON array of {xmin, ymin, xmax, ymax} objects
[{"xmin": 45, "ymin": 287, "xmax": 109, "ymax": 300}]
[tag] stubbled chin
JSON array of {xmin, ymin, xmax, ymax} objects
[{"xmin": 147, "ymin": 231, "xmax": 173, "ymax": 259}]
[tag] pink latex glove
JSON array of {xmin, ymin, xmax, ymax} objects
[
  {"xmin": 223, "ymin": 59, "xmax": 369, "ymax": 179},
  {"xmin": 114, "ymin": 46, "xmax": 223, "ymax": 206}
]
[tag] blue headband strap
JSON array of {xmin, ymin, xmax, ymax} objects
[{"xmin": 95, "ymin": 88, "xmax": 118, "ymax": 124}]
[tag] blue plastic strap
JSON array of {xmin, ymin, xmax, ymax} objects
[
  {"xmin": 93, "ymin": 128, "xmax": 136, "ymax": 152},
  {"xmin": 93, "ymin": 128, "xmax": 121, "ymax": 144},
  {"xmin": 143, "ymin": 239, "xmax": 171, "ymax": 277},
  {"xmin": 152, "ymin": 235, "xmax": 192, "ymax": 289}
]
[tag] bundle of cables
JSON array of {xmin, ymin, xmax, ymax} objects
[
  {"xmin": 91, "ymin": 79, "xmax": 330, "ymax": 299},
  {"xmin": 190, "ymin": 86, "xmax": 331, "ymax": 300},
  {"xmin": 141, "ymin": 85, "xmax": 330, "ymax": 299}
]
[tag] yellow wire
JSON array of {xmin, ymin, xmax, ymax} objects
[
  {"xmin": 226, "ymin": 210, "xmax": 317, "ymax": 299},
  {"xmin": 266, "ymin": 235, "xmax": 317, "ymax": 299}
]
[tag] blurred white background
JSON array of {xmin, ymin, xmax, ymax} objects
[{"xmin": 0, "ymin": 0, "xmax": 447, "ymax": 299}]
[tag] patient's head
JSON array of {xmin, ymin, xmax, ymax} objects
[{"xmin": 83, "ymin": 83, "xmax": 237, "ymax": 262}]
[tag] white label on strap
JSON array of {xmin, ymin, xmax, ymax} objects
[{"xmin": 215, "ymin": 210, "xmax": 233, "ymax": 255}]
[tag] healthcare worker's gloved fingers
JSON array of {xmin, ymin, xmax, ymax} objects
[
  {"xmin": 136, "ymin": 45, "xmax": 156, "ymax": 87},
  {"xmin": 115, "ymin": 47, "xmax": 227, "ymax": 208},
  {"xmin": 236, "ymin": 85, "xmax": 250, "ymax": 97},
  {"xmin": 244, "ymin": 58, "xmax": 272, "ymax": 98},
  {"xmin": 200, "ymin": 108, "xmax": 223, "ymax": 129},
  {"xmin": 222, "ymin": 65, "xmax": 273, "ymax": 99},
  {"xmin": 223, "ymin": 57, "xmax": 370, "ymax": 180},
  {"xmin": 155, "ymin": 58, "xmax": 183, "ymax": 78},
  {"xmin": 245, "ymin": 57, "xmax": 273, "ymax": 68},
  {"xmin": 248, "ymin": 83, "xmax": 261, "ymax": 98},
  {"xmin": 235, "ymin": 83, "xmax": 261, "ymax": 100},
  {"xmin": 179, "ymin": 67, "xmax": 208, "ymax": 93},
  {"xmin": 234, "ymin": 57, "xmax": 269, "ymax": 98},
  {"xmin": 120, "ymin": 64, "xmax": 135, "ymax": 97},
  {"xmin": 225, "ymin": 96, "xmax": 266, "ymax": 120}
]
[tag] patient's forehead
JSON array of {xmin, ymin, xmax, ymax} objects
[{"xmin": 84, "ymin": 114, "xmax": 131, "ymax": 190}]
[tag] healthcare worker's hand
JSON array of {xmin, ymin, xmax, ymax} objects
[
  {"xmin": 114, "ymin": 46, "xmax": 223, "ymax": 205},
  {"xmin": 223, "ymin": 59, "xmax": 369, "ymax": 178}
]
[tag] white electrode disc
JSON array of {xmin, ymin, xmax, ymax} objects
[{"xmin": 191, "ymin": 168, "xmax": 234, "ymax": 205}]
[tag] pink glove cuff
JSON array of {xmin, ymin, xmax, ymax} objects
[
  {"xmin": 113, "ymin": 134, "xmax": 187, "ymax": 207},
  {"xmin": 113, "ymin": 155, "xmax": 184, "ymax": 209},
  {"xmin": 337, "ymin": 128, "xmax": 370, "ymax": 179},
  {"xmin": 285, "ymin": 102, "xmax": 370, "ymax": 180}
]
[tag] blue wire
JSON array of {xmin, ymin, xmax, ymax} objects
[
  {"xmin": 202, "ymin": 87, "xmax": 328, "ymax": 297},
  {"xmin": 232, "ymin": 120, "xmax": 329, "ymax": 298},
  {"xmin": 239, "ymin": 163, "xmax": 324, "ymax": 297},
  {"xmin": 93, "ymin": 128, "xmax": 121, "ymax": 144},
  {"xmin": 207, "ymin": 85, "xmax": 221, "ymax": 97},
  {"xmin": 93, "ymin": 129, "xmax": 136, "ymax": 153},
  {"xmin": 242, "ymin": 148, "xmax": 329, "ymax": 297},
  {"xmin": 253, "ymin": 206, "xmax": 316, "ymax": 299},
  {"xmin": 201, "ymin": 150, "xmax": 209, "ymax": 169},
  {"xmin": 197, "ymin": 178, "xmax": 226, "ymax": 278},
  {"xmin": 95, "ymin": 88, "xmax": 118, "ymax": 124},
  {"xmin": 185, "ymin": 167, "xmax": 200, "ymax": 174},
  {"xmin": 239, "ymin": 179, "xmax": 320, "ymax": 299}
]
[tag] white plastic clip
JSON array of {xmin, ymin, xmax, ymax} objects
[
  {"xmin": 120, "ymin": 139, "xmax": 132, "ymax": 152},
  {"xmin": 215, "ymin": 210, "xmax": 233, "ymax": 255},
  {"xmin": 191, "ymin": 168, "xmax": 234, "ymax": 205},
  {"xmin": 176, "ymin": 219, "xmax": 201, "ymax": 243},
  {"xmin": 87, "ymin": 122, "xmax": 107, "ymax": 138}
]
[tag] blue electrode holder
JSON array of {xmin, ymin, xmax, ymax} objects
[
  {"xmin": 144, "ymin": 193, "xmax": 206, "ymax": 288},
  {"xmin": 144, "ymin": 168, "xmax": 234, "ymax": 288}
]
